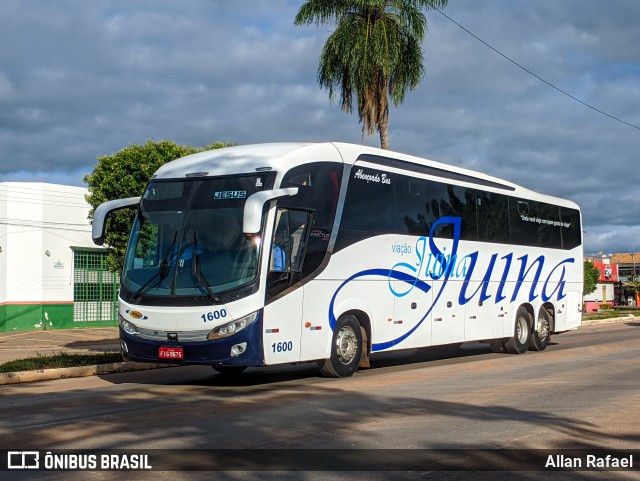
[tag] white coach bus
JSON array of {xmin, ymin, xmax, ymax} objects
[{"xmin": 92, "ymin": 142, "xmax": 583, "ymax": 377}]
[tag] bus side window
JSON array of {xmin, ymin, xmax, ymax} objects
[
  {"xmin": 280, "ymin": 162, "xmax": 343, "ymax": 276},
  {"xmin": 560, "ymin": 207, "xmax": 581, "ymax": 250},
  {"xmin": 477, "ymin": 191, "xmax": 510, "ymax": 244},
  {"xmin": 510, "ymin": 198, "xmax": 539, "ymax": 247},
  {"xmin": 397, "ymin": 178, "xmax": 434, "ymax": 236},
  {"xmin": 537, "ymin": 203, "xmax": 562, "ymax": 248},
  {"xmin": 271, "ymin": 210, "xmax": 290, "ymax": 273},
  {"xmin": 267, "ymin": 208, "xmax": 312, "ymax": 301},
  {"xmin": 269, "ymin": 208, "xmax": 311, "ymax": 274},
  {"xmin": 436, "ymin": 184, "xmax": 477, "ymax": 240}
]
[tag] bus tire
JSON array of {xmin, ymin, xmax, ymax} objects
[
  {"xmin": 530, "ymin": 308, "xmax": 551, "ymax": 351},
  {"xmin": 504, "ymin": 306, "xmax": 532, "ymax": 354},
  {"xmin": 212, "ymin": 365, "xmax": 247, "ymax": 376},
  {"xmin": 320, "ymin": 314, "xmax": 363, "ymax": 378}
]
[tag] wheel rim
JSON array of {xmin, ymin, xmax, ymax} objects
[
  {"xmin": 537, "ymin": 315, "xmax": 550, "ymax": 341},
  {"xmin": 516, "ymin": 316, "xmax": 529, "ymax": 344},
  {"xmin": 335, "ymin": 325, "xmax": 358, "ymax": 365}
]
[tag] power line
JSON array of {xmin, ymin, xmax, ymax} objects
[
  {"xmin": 0, "ymin": 187, "xmax": 87, "ymax": 204},
  {"xmin": 0, "ymin": 217, "xmax": 90, "ymax": 228},
  {"xmin": 0, "ymin": 195, "xmax": 88, "ymax": 209},
  {"xmin": 0, "ymin": 190, "xmax": 88, "ymax": 206},
  {"xmin": 0, "ymin": 185, "xmax": 89, "ymax": 208},
  {"xmin": 434, "ymin": 8, "xmax": 640, "ymax": 132},
  {"xmin": 0, "ymin": 184, "xmax": 87, "ymax": 199},
  {"xmin": 0, "ymin": 198, "xmax": 87, "ymax": 208},
  {"xmin": 0, "ymin": 220, "xmax": 90, "ymax": 233}
]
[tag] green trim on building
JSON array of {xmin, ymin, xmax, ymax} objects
[
  {"xmin": 0, "ymin": 303, "xmax": 117, "ymax": 333},
  {"xmin": 70, "ymin": 245, "xmax": 109, "ymax": 253},
  {"xmin": 0, "ymin": 249, "xmax": 120, "ymax": 333}
]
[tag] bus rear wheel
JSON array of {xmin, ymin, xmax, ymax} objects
[
  {"xmin": 320, "ymin": 315, "xmax": 363, "ymax": 378},
  {"xmin": 504, "ymin": 306, "xmax": 532, "ymax": 354},
  {"xmin": 530, "ymin": 308, "xmax": 551, "ymax": 351}
]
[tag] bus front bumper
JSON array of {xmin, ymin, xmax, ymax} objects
[{"xmin": 119, "ymin": 316, "xmax": 264, "ymax": 367}]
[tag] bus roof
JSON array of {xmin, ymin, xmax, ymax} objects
[
  {"xmin": 152, "ymin": 142, "xmax": 335, "ymax": 180},
  {"xmin": 151, "ymin": 142, "xmax": 579, "ymax": 209}
]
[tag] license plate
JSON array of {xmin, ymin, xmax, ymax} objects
[{"xmin": 159, "ymin": 346, "xmax": 183, "ymax": 360}]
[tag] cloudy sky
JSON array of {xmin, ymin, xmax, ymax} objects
[{"xmin": 1, "ymin": 0, "xmax": 639, "ymax": 255}]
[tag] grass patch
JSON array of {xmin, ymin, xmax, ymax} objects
[
  {"xmin": 0, "ymin": 351, "xmax": 123, "ymax": 373},
  {"xmin": 582, "ymin": 311, "xmax": 621, "ymax": 321},
  {"xmin": 582, "ymin": 310, "xmax": 640, "ymax": 321}
]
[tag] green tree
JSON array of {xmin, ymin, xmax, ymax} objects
[
  {"xmin": 295, "ymin": 0, "xmax": 448, "ymax": 150},
  {"xmin": 583, "ymin": 260, "xmax": 600, "ymax": 296},
  {"xmin": 84, "ymin": 139, "xmax": 235, "ymax": 272}
]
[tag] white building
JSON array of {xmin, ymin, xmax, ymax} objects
[{"xmin": 0, "ymin": 182, "xmax": 117, "ymax": 332}]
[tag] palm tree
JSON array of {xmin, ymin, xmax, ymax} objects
[{"xmin": 295, "ymin": 0, "xmax": 448, "ymax": 150}]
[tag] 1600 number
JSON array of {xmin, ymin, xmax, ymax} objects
[
  {"xmin": 201, "ymin": 309, "xmax": 227, "ymax": 322},
  {"xmin": 272, "ymin": 341, "xmax": 293, "ymax": 353}
]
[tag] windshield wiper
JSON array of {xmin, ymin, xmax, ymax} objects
[
  {"xmin": 191, "ymin": 231, "xmax": 220, "ymax": 303},
  {"xmin": 132, "ymin": 231, "xmax": 178, "ymax": 301}
]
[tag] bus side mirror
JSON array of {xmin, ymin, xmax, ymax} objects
[
  {"xmin": 92, "ymin": 197, "xmax": 141, "ymax": 245},
  {"xmin": 243, "ymin": 188, "xmax": 298, "ymax": 235}
]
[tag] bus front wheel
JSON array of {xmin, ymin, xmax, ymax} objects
[
  {"xmin": 504, "ymin": 306, "xmax": 532, "ymax": 354},
  {"xmin": 320, "ymin": 315, "xmax": 363, "ymax": 378}
]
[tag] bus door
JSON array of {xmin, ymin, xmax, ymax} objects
[{"xmin": 263, "ymin": 208, "xmax": 312, "ymax": 365}]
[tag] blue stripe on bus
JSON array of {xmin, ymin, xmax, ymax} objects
[{"xmin": 328, "ymin": 268, "xmax": 433, "ymax": 351}]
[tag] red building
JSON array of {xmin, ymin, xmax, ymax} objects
[{"xmin": 583, "ymin": 260, "xmax": 619, "ymax": 312}]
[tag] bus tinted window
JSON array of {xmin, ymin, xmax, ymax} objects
[
  {"xmin": 280, "ymin": 162, "xmax": 343, "ymax": 275},
  {"xmin": 335, "ymin": 167, "xmax": 396, "ymax": 250},
  {"xmin": 439, "ymin": 185, "xmax": 477, "ymax": 240},
  {"xmin": 537, "ymin": 203, "xmax": 562, "ymax": 248},
  {"xmin": 282, "ymin": 162, "xmax": 342, "ymax": 229},
  {"xmin": 560, "ymin": 207, "xmax": 582, "ymax": 250},
  {"xmin": 335, "ymin": 165, "xmax": 580, "ymax": 252},
  {"xmin": 397, "ymin": 178, "xmax": 439, "ymax": 236},
  {"xmin": 477, "ymin": 191, "xmax": 510, "ymax": 243},
  {"xmin": 510, "ymin": 198, "xmax": 539, "ymax": 246}
]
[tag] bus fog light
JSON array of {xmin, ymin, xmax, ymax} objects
[
  {"xmin": 231, "ymin": 343, "xmax": 247, "ymax": 357},
  {"xmin": 120, "ymin": 340, "xmax": 129, "ymax": 353}
]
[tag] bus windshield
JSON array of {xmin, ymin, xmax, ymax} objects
[{"xmin": 122, "ymin": 174, "xmax": 271, "ymax": 302}]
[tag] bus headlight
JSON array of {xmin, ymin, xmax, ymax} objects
[
  {"xmin": 207, "ymin": 312, "xmax": 258, "ymax": 340},
  {"xmin": 119, "ymin": 314, "xmax": 139, "ymax": 336}
]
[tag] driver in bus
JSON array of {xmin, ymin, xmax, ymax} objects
[
  {"xmin": 170, "ymin": 227, "xmax": 204, "ymax": 269},
  {"xmin": 271, "ymin": 223, "xmax": 288, "ymax": 272}
]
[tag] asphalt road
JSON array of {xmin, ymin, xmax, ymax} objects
[{"xmin": 2, "ymin": 321, "xmax": 639, "ymax": 480}]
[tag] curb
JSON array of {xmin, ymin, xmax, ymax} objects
[
  {"xmin": 580, "ymin": 315, "xmax": 638, "ymax": 326},
  {"xmin": 0, "ymin": 361, "xmax": 178, "ymax": 385}
]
